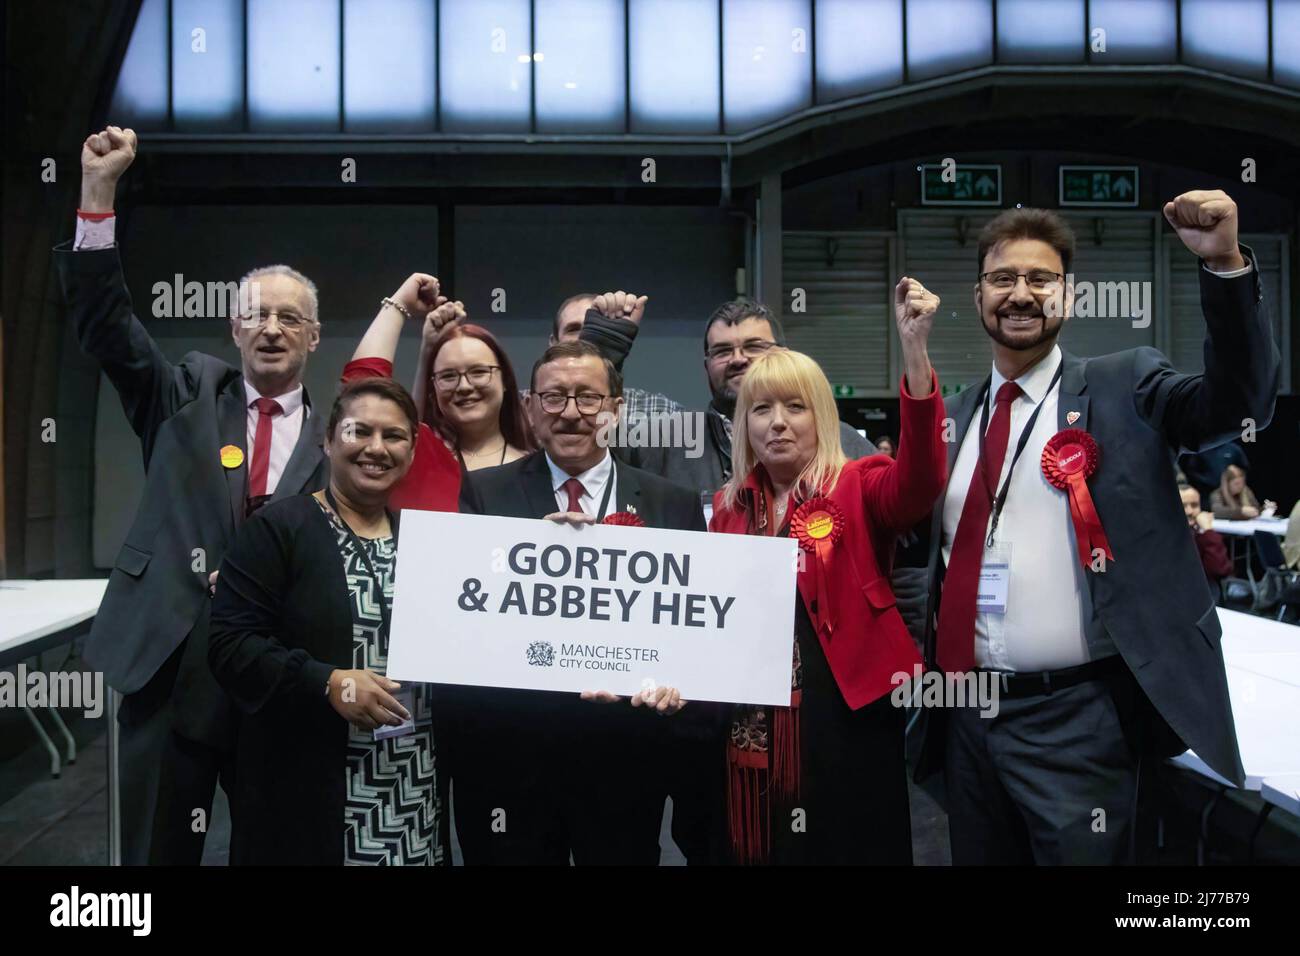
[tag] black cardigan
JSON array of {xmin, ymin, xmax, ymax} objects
[{"xmin": 208, "ymin": 494, "xmax": 358, "ymax": 865}]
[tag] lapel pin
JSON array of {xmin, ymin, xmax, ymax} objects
[
  {"xmin": 220, "ymin": 444, "xmax": 244, "ymax": 469},
  {"xmin": 1066, "ymin": 411, "xmax": 1080, "ymax": 426}
]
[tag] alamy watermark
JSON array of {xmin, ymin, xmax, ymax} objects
[
  {"xmin": 1045, "ymin": 277, "xmax": 1152, "ymax": 329},
  {"xmin": 890, "ymin": 664, "xmax": 1000, "ymax": 718},
  {"xmin": 595, "ymin": 410, "xmax": 706, "ymax": 459},
  {"xmin": 152, "ymin": 273, "xmax": 261, "ymax": 320},
  {"xmin": 1, "ymin": 665, "xmax": 103, "ymax": 719}
]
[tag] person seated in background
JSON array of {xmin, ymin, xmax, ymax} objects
[
  {"xmin": 1282, "ymin": 500, "xmax": 1300, "ymax": 569},
  {"xmin": 1182, "ymin": 484, "xmax": 1233, "ymax": 593},
  {"xmin": 1210, "ymin": 463, "xmax": 1275, "ymax": 520},
  {"xmin": 210, "ymin": 378, "xmax": 448, "ymax": 865},
  {"xmin": 875, "ymin": 435, "xmax": 896, "ymax": 458},
  {"xmin": 1179, "ymin": 440, "xmax": 1248, "ymax": 500},
  {"xmin": 342, "ymin": 273, "xmax": 535, "ymax": 510},
  {"xmin": 708, "ymin": 277, "xmax": 944, "ymax": 865}
]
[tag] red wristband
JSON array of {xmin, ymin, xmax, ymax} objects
[{"xmin": 77, "ymin": 209, "xmax": 116, "ymax": 221}]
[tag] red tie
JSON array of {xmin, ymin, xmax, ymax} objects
[
  {"xmin": 248, "ymin": 397, "xmax": 283, "ymax": 500},
  {"xmin": 561, "ymin": 477, "xmax": 587, "ymax": 515},
  {"xmin": 937, "ymin": 381, "xmax": 1022, "ymax": 672}
]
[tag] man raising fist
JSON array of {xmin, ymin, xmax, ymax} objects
[
  {"xmin": 59, "ymin": 128, "xmax": 330, "ymax": 864},
  {"xmin": 914, "ymin": 193, "xmax": 1278, "ymax": 865}
]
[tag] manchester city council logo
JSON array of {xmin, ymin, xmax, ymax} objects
[{"xmin": 526, "ymin": 641, "xmax": 555, "ymax": 667}]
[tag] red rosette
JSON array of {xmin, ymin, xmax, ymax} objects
[
  {"xmin": 789, "ymin": 498, "xmax": 846, "ymax": 641},
  {"xmin": 1041, "ymin": 429, "xmax": 1114, "ymax": 569},
  {"xmin": 602, "ymin": 510, "xmax": 646, "ymax": 528},
  {"xmin": 789, "ymin": 498, "xmax": 845, "ymax": 553}
]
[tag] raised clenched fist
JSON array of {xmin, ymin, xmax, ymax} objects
[
  {"xmin": 894, "ymin": 276, "xmax": 938, "ymax": 397},
  {"xmin": 1163, "ymin": 190, "xmax": 1245, "ymax": 272},
  {"xmin": 591, "ymin": 290, "xmax": 648, "ymax": 326},
  {"xmin": 80, "ymin": 126, "xmax": 137, "ymax": 212},
  {"xmin": 421, "ymin": 298, "xmax": 466, "ymax": 345},
  {"xmin": 390, "ymin": 273, "xmax": 442, "ymax": 320},
  {"xmin": 894, "ymin": 276, "xmax": 939, "ymax": 342}
]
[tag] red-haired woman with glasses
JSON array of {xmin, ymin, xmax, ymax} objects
[{"xmin": 342, "ymin": 273, "xmax": 535, "ymax": 511}]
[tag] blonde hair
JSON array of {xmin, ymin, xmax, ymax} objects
[{"xmin": 719, "ymin": 348, "xmax": 848, "ymax": 512}]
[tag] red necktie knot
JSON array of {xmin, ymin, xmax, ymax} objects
[
  {"xmin": 561, "ymin": 477, "xmax": 587, "ymax": 514},
  {"xmin": 253, "ymin": 397, "xmax": 283, "ymax": 417},
  {"xmin": 995, "ymin": 381, "xmax": 1023, "ymax": 407}
]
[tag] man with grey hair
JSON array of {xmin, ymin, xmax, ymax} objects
[{"xmin": 55, "ymin": 126, "xmax": 330, "ymax": 864}]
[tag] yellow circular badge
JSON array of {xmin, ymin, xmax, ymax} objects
[
  {"xmin": 805, "ymin": 512, "xmax": 833, "ymax": 540},
  {"xmin": 220, "ymin": 444, "xmax": 244, "ymax": 469}
]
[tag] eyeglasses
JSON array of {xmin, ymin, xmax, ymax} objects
[
  {"xmin": 979, "ymin": 271, "xmax": 1064, "ymax": 293},
  {"xmin": 535, "ymin": 390, "xmax": 607, "ymax": 415},
  {"xmin": 238, "ymin": 309, "xmax": 312, "ymax": 330},
  {"xmin": 705, "ymin": 339, "xmax": 778, "ymax": 363},
  {"xmin": 433, "ymin": 365, "xmax": 500, "ymax": 391}
]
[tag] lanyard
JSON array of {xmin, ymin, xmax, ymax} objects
[
  {"xmin": 593, "ymin": 459, "xmax": 617, "ymax": 520},
  {"xmin": 324, "ymin": 486, "xmax": 396, "ymax": 638},
  {"xmin": 976, "ymin": 361, "xmax": 1064, "ymax": 548}
]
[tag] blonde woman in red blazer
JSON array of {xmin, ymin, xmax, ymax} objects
[{"xmin": 708, "ymin": 278, "xmax": 946, "ymax": 864}]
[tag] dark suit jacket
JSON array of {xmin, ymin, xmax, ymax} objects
[
  {"xmin": 207, "ymin": 495, "xmax": 356, "ymax": 865},
  {"xmin": 449, "ymin": 451, "xmax": 711, "ymax": 780},
  {"xmin": 918, "ymin": 251, "xmax": 1278, "ymax": 787},
  {"xmin": 56, "ymin": 243, "xmax": 327, "ymax": 748}
]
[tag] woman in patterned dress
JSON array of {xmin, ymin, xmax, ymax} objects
[{"xmin": 210, "ymin": 378, "xmax": 448, "ymax": 865}]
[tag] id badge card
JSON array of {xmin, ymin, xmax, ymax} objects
[
  {"xmin": 374, "ymin": 685, "xmax": 417, "ymax": 742},
  {"xmin": 977, "ymin": 545, "xmax": 1011, "ymax": 615}
]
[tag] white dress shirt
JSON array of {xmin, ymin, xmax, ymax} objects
[
  {"xmin": 546, "ymin": 450, "xmax": 617, "ymax": 517},
  {"xmin": 940, "ymin": 345, "xmax": 1116, "ymax": 672},
  {"xmin": 243, "ymin": 381, "xmax": 307, "ymax": 497}
]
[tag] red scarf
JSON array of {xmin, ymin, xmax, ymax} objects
[{"xmin": 725, "ymin": 470, "xmax": 804, "ymax": 865}]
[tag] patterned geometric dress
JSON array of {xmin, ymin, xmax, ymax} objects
[{"xmin": 316, "ymin": 500, "xmax": 445, "ymax": 865}]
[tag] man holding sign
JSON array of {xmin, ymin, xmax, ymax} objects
[{"xmin": 448, "ymin": 341, "xmax": 708, "ymax": 865}]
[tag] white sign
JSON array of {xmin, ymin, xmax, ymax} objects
[{"xmin": 388, "ymin": 511, "xmax": 799, "ymax": 706}]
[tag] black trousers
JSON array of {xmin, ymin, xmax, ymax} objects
[
  {"xmin": 116, "ymin": 639, "xmax": 235, "ymax": 865},
  {"xmin": 149, "ymin": 729, "xmax": 236, "ymax": 865},
  {"xmin": 448, "ymin": 699, "xmax": 666, "ymax": 865},
  {"xmin": 944, "ymin": 664, "xmax": 1144, "ymax": 865}
]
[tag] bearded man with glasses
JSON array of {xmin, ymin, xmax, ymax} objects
[{"xmin": 912, "ymin": 194, "xmax": 1279, "ymax": 865}]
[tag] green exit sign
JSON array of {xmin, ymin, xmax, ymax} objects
[
  {"xmin": 833, "ymin": 384, "xmax": 856, "ymax": 398},
  {"xmin": 920, "ymin": 164, "xmax": 1002, "ymax": 206},
  {"xmin": 1059, "ymin": 166, "xmax": 1139, "ymax": 207}
]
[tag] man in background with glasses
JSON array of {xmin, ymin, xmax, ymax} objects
[
  {"xmin": 624, "ymin": 298, "xmax": 875, "ymax": 509},
  {"xmin": 56, "ymin": 126, "xmax": 329, "ymax": 864}
]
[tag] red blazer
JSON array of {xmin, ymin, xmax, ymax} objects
[
  {"xmin": 710, "ymin": 373, "xmax": 947, "ymax": 710},
  {"xmin": 340, "ymin": 357, "xmax": 462, "ymax": 513}
]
